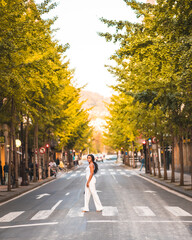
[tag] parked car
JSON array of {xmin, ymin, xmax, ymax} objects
[
  {"xmin": 95, "ymin": 154, "xmax": 103, "ymax": 162},
  {"xmin": 106, "ymin": 155, "xmax": 117, "ymax": 161}
]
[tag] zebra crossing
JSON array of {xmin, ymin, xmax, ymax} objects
[
  {"xmin": 59, "ymin": 167, "xmax": 138, "ymax": 180},
  {"xmin": 0, "ymin": 205, "xmax": 191, "ymax": 223}
]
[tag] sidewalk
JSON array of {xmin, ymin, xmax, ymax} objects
[{"xmin": 138, "ymin": 167, "xmax": 192, "ymax": 198}]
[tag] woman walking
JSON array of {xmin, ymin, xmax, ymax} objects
[{"xmin": 82, "ymin": 154, "xmax": 103, "ymax": 212}]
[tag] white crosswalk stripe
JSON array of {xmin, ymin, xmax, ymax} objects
[
  {"xmin": 164, "ymin": 206, "xmax": 192, "ymax": 217},
  {"xmin": 102, "ymin": 207, "xmax": 118, "ymax": 216},
  {"xmin": 133, "ymin": 206, "xmax": 156, "ymax": 216},
  {"xmin": 0, "ymin": 211, "xmax": 24, "ymax": 222},
  {"xmin": 31, "ymin": 210, "xmax": 54, "ymax": 220},
  {"xmin": 0, "ymin": 206, "xmax": 191, "ymax": 223}
]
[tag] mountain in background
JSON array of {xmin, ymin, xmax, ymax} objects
[
  {"xmin": 80, "ymin": 91, "xmax": 110, "ymax": 119},
  {"xmin": 80, "ymin": 90, "xmax": 111, "ymax": 132}
]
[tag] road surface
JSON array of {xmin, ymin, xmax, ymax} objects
[{"xmin": 0, "ymin": 160, "xmax": 192, "ymax": 240}]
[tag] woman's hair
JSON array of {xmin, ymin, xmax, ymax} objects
[{"xmin": 88, "ymin": 154, "xmax": 98, "ymax": 174}]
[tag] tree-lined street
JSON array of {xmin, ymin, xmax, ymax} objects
[{"xmin": 0, "ymin": 160, "xmax": 192, "ymax": 240}]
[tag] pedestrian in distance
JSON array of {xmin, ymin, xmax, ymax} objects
[
  {"xmin": 3, "ymin": 163, "xmax": 9, "ymax": 185},
  {"xmin": 82, "ymin": 154, "xmax": 103, "ymax": 212},
  {"xmin": 139, "ymin": 155, "xmax": 145, "ymax": 171}
]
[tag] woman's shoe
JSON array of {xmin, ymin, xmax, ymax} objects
[{"xmin": 96, "ymin": 209, "xmax": 103, "ymax": 212}]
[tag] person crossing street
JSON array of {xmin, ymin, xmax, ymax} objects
[{"xmin": 82, "ymin": 154, "xmax": 103, "ymax": 212}]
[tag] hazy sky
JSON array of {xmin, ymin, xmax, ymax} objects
[{"xmin": 35, "ymin": 0, "xmax": 142, "ymax": 97}]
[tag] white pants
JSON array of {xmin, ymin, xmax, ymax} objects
[{"xmin": 83, "ymin": 177, "xmax": 103, "ymax": 211}]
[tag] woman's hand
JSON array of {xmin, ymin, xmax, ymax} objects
[{"xmin": 86, "ymin": 182, "xmax": 89, "ymax": 188}]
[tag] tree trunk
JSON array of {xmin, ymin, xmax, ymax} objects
[
  {"xmin": 127, "ymin": 150, "xmax": 130, "ymax": 166},
  {"xmin": 179, "ymin": 128, "xmax": 184, "ymax": 186},
  {"xmin": 67, "ymin": 149, "xmax": 73, "ymax": 169},
  {"xmin": 190, "ymin": 129, "xmax": 192, "ymax": 190},
  {"xmin": 25, "ymin": 116, "xmax": 29, "ymax": 184},
  {"xmin": 156, "ymin": 142, "xmax": 161, "ymax": 178},
  {"xmin": 8, "ymin": 132, "xmax": 13, "ymax": 192},
  {"xmin": 171, "ymin": 135, "xmax": 175, "ymax": 182},
  {"xmin": 152, "ymin": 149, "xmax": 156, "ymax": 176},
  {"xmin": 11, "ymin": 99, "xmax": 18, "ymax": 188},
  {"xmin": 162, "ymin": 141, "xmax": 167, "ymax": 180},
  {"xmin": 147, "ymin": 140, "xmax": 152, "ymax": 174},
  {"xmin": 132, "ymin": 141, "xmax": 135, "ymax": 168},
  {"xmin": 33, "ymin": 122, "xmax": 39, "ymax": 182},
  {"xmin": 21, "ymin": 116, "xmax": 28, "ymax": 186}
]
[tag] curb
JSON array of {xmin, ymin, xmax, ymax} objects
[
  {"xmin": 139, "ymin": 173, "xmax": 192, "ymax": 199},
  {"xmin": 0, "ymin": 177, "xmax": 55, "ymax": 204}
]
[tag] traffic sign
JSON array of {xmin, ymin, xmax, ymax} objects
[{"xmin": 39, "ymin": 147, "xmax": 46, "ymax": 154}]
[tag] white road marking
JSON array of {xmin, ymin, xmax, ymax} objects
[
  {"xmin": 0, "ymin": 222, "xmax": 58, "ymax": 229},
  {"xmin": 144, "ymin": 191, "xmax": 156, "ymax": 193},
  {"xmin": 108, "ymin": 169, "xmax": 113, "ymax": 171},
  {"xmin": 76, "ymin": 171, "xmax": 81, "ymax": 173},
  {"xmin": 120, "ymin": 172, "xmax": 126, "ymax": 175},
  {"xmin": 71, "ymin": 174, "xmax": 77, "ymax": 177},
  {"xmin": 31, "ymin": 200, "xmax": 63, "ymax": 220},
  {"xmin": 67, "ymin": 177, "xmax": 71, "ymax": 180},
  {"xmin": 65, "ymin": 192, "xmax": 70, "ymax": 196},
  {"xmin": 101, "ymin": 172, "xmax": 105, "ymax": 175},
  {"xmin": 36, "ymin": 193, "xmax": 50, "ymax": 199},
  {"xmin": 31, "ymin": 210, "xmax": 54, "ymax": 220},
  {"xmin": 130, "ymin": 172, "xmax": 137, "ymax": 175},
  {"xmin": 102, "ymin": 207, "xmax": 118, "ymax": 216},
  {"xmin": 101, "ymin": 169, "xmax": 105, "ymax": 171},
  {"xmin": 51, "ymin": 200, "xmax": 63, "ymax": 211},
  {"xmin": 80, "ymin": 173, "xmax": 86, "ymax": 176},
  {"xmin": 110, "ymin": 172, "xmax": 116, "ymax": 175},
  {"xmin": 67, "ymin": 208, "xmax": 84, "ymax": 217},
  {"xmin": 138, "ymin": 174, "xmax": 192, "ymax": 202},
  {"xmin": 0, "ymin": 211, "xmax": 24, "ymax": 222},
  {"xmin": 133, "ymin": 206, "xmax": 156, "ymax": 216},
  {"xmin": 117, "ymin": 169, "xmax": 121, "ymax": 172},
  {"xmin": 87, "ymin": 220, "xmax": 192, "ymax": 223},
  {"xmin": 111, "ymin": 174, "xmax": 118, "ymax": 184},
  {"xmin": 0, "ymin": 180, "xmax": 56, "ymax": 207},
  {"xmin": 165, "ymin": 206, "xmax": 192, "ymax": 217}
]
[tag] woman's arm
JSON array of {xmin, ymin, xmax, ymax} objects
[{"xmin": 86, "ymin": 163, "xmax": 94, "ymax": 188}]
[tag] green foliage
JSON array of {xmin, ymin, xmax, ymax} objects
[
  {"xmin": 100, "ymin": 0, "xmax": 192, "ymax": 148},
  {"xmin": 0, "ymin": 0, "xmax": 91, "ymax": 154}
]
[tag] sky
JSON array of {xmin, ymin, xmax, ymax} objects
[{"xmin": 35, "ymin": 0, "xmax": 142, "ymax": 97}]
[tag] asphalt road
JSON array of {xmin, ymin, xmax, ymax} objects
[{"xmin": 0, "ymin": 160, "xmax": 192, "ymax": 240}]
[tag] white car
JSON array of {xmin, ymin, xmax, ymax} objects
[{"xmin": 95, "ymin": 154, "xmax": 103, "ymax": 162}]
